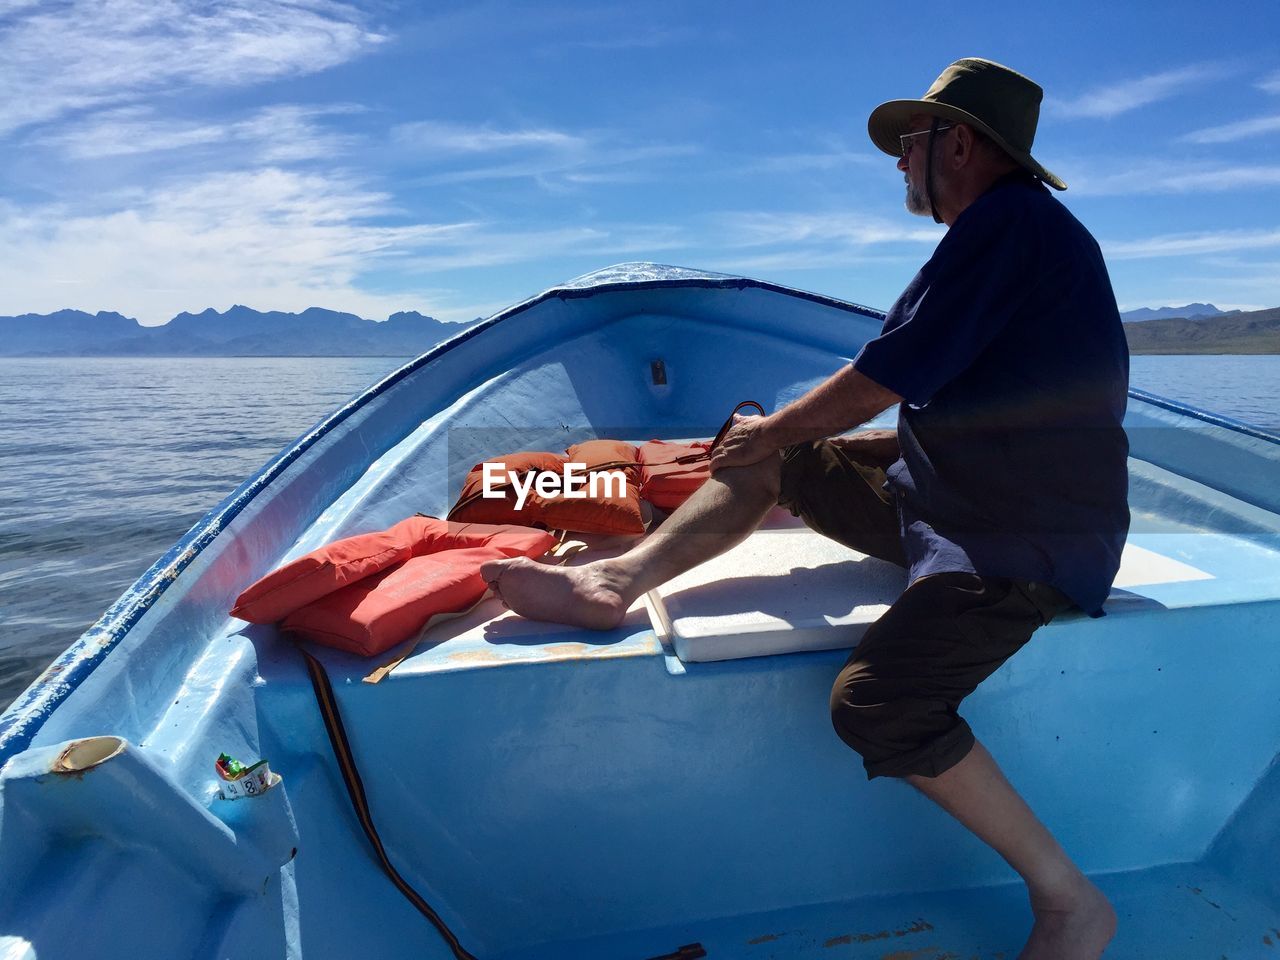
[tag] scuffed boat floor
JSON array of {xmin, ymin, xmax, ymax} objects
[{"xmin": 491, "ymin": 863, "xmax": 1277, "ymax": 960}]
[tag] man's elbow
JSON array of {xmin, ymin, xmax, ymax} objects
[{"xmin": 850, "ymin": 368, "xmax": 904, "ymax": 415}]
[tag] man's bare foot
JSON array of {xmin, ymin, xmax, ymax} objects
[
  {"xmin": 479, "ymin": 557, "xmax": 634, "ymax": 630},
  {"xmin": 1018, "ymin": 874, "xmax": 1117, "ymax": 959}
]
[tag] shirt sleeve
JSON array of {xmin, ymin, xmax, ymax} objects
[{"xmin": 853, "ymin": 189, "xmax": 1037, "ymax": 406}]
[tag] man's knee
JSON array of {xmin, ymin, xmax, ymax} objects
[
  {"xmin": 716, "ymin": 450, "xmax": 782, "ymax": 503},
  {"xmin": 829, "ymin": 663, "xmax": 907, "ymax": 762},
  {"xmin": 829, "ymin": 658, "xmax": 973, "ymax": 780}
]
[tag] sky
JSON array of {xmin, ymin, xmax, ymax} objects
[{"xmin": 2, "ymin": 0, "xmax": 1279, "ymax": 326}]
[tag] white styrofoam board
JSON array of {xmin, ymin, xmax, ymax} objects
[
  {"xmin": 647, "ymin": 515, "xmax": 1216, "ymax": 664},
  {"xmin": 1111, "ymin": 543, "xmax": 1213, "ymax": 588},
  {"xmin": 649, "ymin": 512, "xmax": 906, "ymax": 662}
]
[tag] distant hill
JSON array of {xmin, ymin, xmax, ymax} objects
[
  {"xmin": 1124, "ymin": 306, "xmax": 1280, "ymax": 354},
  {"xmin": 0, "ymin": 309, "xmax": 144, "ymax": 355},
  {"xmin": 1120, "ymin": 303, "xmax": 1233, "ymax": 323},
  {"xmin": 0, "ymin": 307, "xmax": 479, "ymax": 357}
]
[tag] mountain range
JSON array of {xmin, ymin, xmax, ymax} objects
[
  {"xmin": 0, "ymin": 306, "xmax": 478, "ymax": 357},
  {"xmin": 1119, "ymin": 303, "xmax": 1236, "ymax": 323},
  {"xmin": 3, "ymin": 302, "xmax": 1278, "ymax": 357}
]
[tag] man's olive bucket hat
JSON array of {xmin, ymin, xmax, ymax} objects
[{"xmin": 867, "ymin": 57, "xmax": 1066, "ymax": 191}]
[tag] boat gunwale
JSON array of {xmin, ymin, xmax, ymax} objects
[
  {"xmin": 2, "ymin": 266, "xmax": 1276, "ymax": 763},
  {"xmin": 1127, "ymin": 387, "xmax": 1280, "ymax": 444}
]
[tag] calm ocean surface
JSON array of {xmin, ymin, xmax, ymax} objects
[{"xmin": 2, "ymin": 353, "xmax": 1278, "ymax": 709}]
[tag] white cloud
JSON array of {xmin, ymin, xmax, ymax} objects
[
  {"xmin": 392, "ymin": 120, "xmax": 699, "ymax": 187},
  {"xmin": 557, "ymin": 170, "xmax": 668, "ymax": 185},
  {"xmin": 0, "ymin": 0, "xmax": 385, "ymax": 137},
  {"xmin": 0, "ymin": 166, "xmax": 698, "ymax": 323},
  {"xmin": 418, "ymin": 144, "xmax": 701, "ymax": 187},
  {"xmin": 393, "ymin": 121, "xmax": 586, "ymax": 155},
  {"xmin": 29, "ymin": 106, "xmax": 227, "ymax": 158},
  {"xmin": 1103, "ymin": 228, "xmax": 1280, "ymax": 259},
  {"xmin": 28, "ymin": 103, "xmax": 364, "ymax": 161},
  {"xmin": 718, "ymin": 211, "xmax": 942, "ymax": 248},
  {"xmin": 398, "ymin": 223, "xmax": 689, "ymax": 273},
  {"xmin": 1170, "ymin": 255, "xmax": 1280, "ymax": 302},
  {"xmin": 1049, "ymin": 64, "xmax": 1228, "ymax": 120},
  {"xmin": 0, "ymin": 169, "xmax": 474, "ymax": 324},
  {"xmin": 677, "ymin": 210, "xmax": 943, "ymax": 274},
  {"xmin": 704, "ymin": 250, "xmax": 932, "ymax": 274},
  {"xmin": 1065, "ymin": 159, "xmax": 1280, "ymax": 195},
  {"xmin": 739, "ymin": 151, "xmax": 882, "ymax": 174},
  {"xmin": 1259, "ymin": 69, "xmax": 1280, "ymax": 94},
  {"xmin": 233, "ymin": 105, "xmax": 366, "ymax": 163},
  {"xmin": 1181, "ymin": 114, "xmax": 1280, "ymax": 144}
]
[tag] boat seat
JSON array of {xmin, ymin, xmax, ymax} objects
[
  {"xmin": 644, "ymin": 507, "xmax": 1242, "ymax": 664},
  {"xmin": 329, "ymin": 502, "xmax": 1274, "ymax": 680},
  {"xmin": 645, "ymin": 508, "xmax": 905, "ymax": 662}
]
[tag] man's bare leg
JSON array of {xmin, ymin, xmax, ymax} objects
[
  {"xmin": 479, "ymin": 453, "xmax": 782, "ymax": 629},
  {"xmin": 908, "ymin": 741, "xmax": 1117, "ymax": 959}
]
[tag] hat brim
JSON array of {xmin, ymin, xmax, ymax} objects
[{"xmin": 868, "ymin": 98, "xmax": 1067, "ymax": 191}]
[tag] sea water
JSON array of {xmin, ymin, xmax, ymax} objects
[{"xmin": 2, "ymin": 354, "xmax": 1278, "ymax": 709}]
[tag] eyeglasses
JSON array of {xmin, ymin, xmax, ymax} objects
[{"xmin": 899, "ymin": 124, "xmax": 954, "ymax": 158}]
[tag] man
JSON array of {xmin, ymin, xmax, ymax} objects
[{"xmin": 481, "ymin": 58, "xmax": 1129, "ymax": 960}]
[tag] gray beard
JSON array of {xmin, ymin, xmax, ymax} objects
[{"xmin": 905, "ymin": 176, "xmax": 931, "ymax": 216}]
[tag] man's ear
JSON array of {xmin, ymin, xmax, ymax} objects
[{"xmin": 951, "ymin": 123, "xmax": 978, "ymax": 169}]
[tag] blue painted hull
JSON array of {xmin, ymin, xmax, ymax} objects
[{"xmin": 2, "ymin": 264, "xmax": 1278, "ymax": 958}]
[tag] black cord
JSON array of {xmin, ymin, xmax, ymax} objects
[
  {"xmin": 926, "ymin": 116, "xmax": 943, "ymax": 225},
  {"xmin": 299, "ymin": 645, "xmax": 480, "ymax": 960}
]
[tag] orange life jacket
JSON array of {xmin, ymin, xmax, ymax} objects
[
  {"xmin": 448, "ymin": 451, "xmax": 569, "ymax": 528},
  {"xmin": 449, "ymin": 444, "xmax": 646, "ymax": 536},
  {"xmin": 637, "ymin": 402, "xmax": 766, "ymax": 511},
  {"xmin": 636, "ymin": 439, "xmax": 715, "ymax": 511},
  {"xmin": 540, "ymin": 439, "xmax": 644, "ymax": 535},
  {"xmin": 231, "ymin": 517, "xmax": 556, "ymax": 656}
]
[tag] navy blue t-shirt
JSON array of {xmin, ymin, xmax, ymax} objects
[{"xmin": 852, "ymin": 172, "xmax": 1130, "ymax": 616}]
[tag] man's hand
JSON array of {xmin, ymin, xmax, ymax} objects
[
  {"xmin": 708, "ymin": 414, "xmax": 777, "ymax": 473},
  {"xmin": 829, "ymin": 429, "xmax": 900, "ymax": 469},
  {"xmin": 703, "ymin": 367, "xmax": 901, "ymax": 475}
]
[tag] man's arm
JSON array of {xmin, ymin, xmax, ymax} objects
[{"xmin": 710, "ymin": 366, "xmax": 901, "ymax": 472}]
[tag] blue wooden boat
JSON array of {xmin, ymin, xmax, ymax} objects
[{"xmin": 2, "ymin": 264, "xmax": 1278, "ymax": 959}]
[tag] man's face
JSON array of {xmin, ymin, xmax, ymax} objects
[{"xmin": 898, "ymin": 113, "xmax": 943, "ymax": 217}]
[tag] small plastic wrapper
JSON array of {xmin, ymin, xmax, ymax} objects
[{"xmin": 215, "ymin": 752, "xmax": 282, "ymax": 800}]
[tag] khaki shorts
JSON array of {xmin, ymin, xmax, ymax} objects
[
  {"xmin": 776, "ymin": 438, "xmax": 905, "ymax": 567},
  {"xmin": 777, "ymin": 440, "xmax": 1072, "ymax": 779}
]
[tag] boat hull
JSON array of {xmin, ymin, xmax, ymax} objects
[{"xmin": 2, "ymin": 264, "xmax": 1278, "ymax": 958}]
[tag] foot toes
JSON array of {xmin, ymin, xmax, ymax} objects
[{"xmin": 479, "ymin": 557, "xmax": 517, "ymax": 585}]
